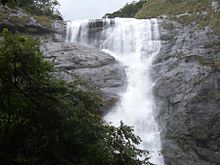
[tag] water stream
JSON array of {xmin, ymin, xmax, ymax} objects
[{"xmin": 66, "ymin": 18, "xmax": 164, "ymax": 165}]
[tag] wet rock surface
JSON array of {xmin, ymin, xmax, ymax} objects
[
  {"xmin": 41, "ymin": 42, "xmax": 126, "ymax": 114},
  {"xmin": 152, "ymin": 18, "xmax": 220, "ymax": 165}
]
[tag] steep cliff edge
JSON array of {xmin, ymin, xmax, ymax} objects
[
  {"xmin": 0, "ymin": 6, "xmax": 65, "ymax": 40},
  {"xmin": 152, "ymin": 13, "xmax": 220, "ymax": 165}
]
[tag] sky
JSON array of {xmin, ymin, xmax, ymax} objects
[{"xmin": 58, "ymin": 0, "xmax": 134, "ymax": 20}]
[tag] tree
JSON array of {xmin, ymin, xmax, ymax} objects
[
  {"xmin": 104, "ymin": 0, "xmax": 147, "ymax": 18},
  {"xmin": 17, "ymin": 0, "xmax": 61, "ymax": 17},
  {"xmin": 0, "ymin": 0, "xmax": 16, "ymax": 6},
  {"xmin": 1, "ymin": 0, "xmax": 61, "ymax": 18},
  {"xmin": 0, "ymin": 29, "xmax": 153, "ymax": 165}
]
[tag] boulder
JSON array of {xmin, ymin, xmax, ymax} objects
[{"xmin": 41, "ymin": 42, "xmax": 126, "ymax": 114}]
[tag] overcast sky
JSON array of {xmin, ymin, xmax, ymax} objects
[{"xmin": 58, "ymin": 0, "xmax": 134, "ymax": 20}]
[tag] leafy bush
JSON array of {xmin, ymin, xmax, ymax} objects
[
  {"xmin": 0, "ymin": 29, "xmax": 152, "ymax": 165},
  {"xmin": 0, "ymin": 0, "xmax": 16, "ymax": 6},
  {"xmin": 1, "ymin": 0, "xmax": 62, "ymax": 19},
  {"xmin": 34, "ymin": 15, "xmax": 52, "ymax": 28}
]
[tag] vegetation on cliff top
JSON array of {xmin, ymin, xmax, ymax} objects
[
  {"xmin": 135, "ymin": 0, "xmax": 211, "ymax": 18},
  {"xmin": 0, "ymin": 0, "xmax": 61, "ymax": 19},
  {"xmin": 135, "ymin": 0, "xmax": 220, "ymax": 33},
  {"xmin": 106, "ymin": 0, "xmax": 213, "ymax": 19},
  {"xmin": 0, "ymin": 0, "xmax": 62, "ymax": 32},
  {"xmin": 107, "ymin": 0, "xmax": 220, "ymax": 35},
  {"xmin": 0, "ymin": 29, "xmax": 153, "ymax": 164},
  {"xmin": 104, "ymin": 0, "xmax": 147, "ymax": 18}
]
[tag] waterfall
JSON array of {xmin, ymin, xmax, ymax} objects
[
  {"xmin": 66, "ymin": 18, "xmax": 164, "ymax": 165},
  {"xmin": 212, "ymin": 0, "xmax": 219, "ymax": 12}
]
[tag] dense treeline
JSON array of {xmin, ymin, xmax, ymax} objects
[
  {"xmin": 104, "ymin": 0, "xmax": 147, "ymax": 18},
  {"xmin": 0, "ymin": 0, "xmax": 16, "ymax": 6},
  {"xmin": 0, "ymin": 0, "xmax": 61, "ymax": 19},
  {"xmin": 0, "ymin": 29, "xmax": 153, "ymax": 165},
  {"xmin": 18, "ymin": 0, "xmax": 60, "ymax": 17}
]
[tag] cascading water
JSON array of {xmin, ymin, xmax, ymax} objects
[{"xmin": 66, "ymin": 18, "xmax": 164, "ymax": 165}]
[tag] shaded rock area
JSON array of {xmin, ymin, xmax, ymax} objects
[
  {"xmin": 66, "ymin": 19, "xmax": 115, "ymax": 48},
  {"xmin": 41, "ymin": 42, "xmax": 126, "ymax": 114},
  {"xmin": 152, "ymin": 18, "xmax": 220, "ymax": 165},
  {"xmin": 0, "ymin": 6, "xmax": 65, "ymax": 39},
  {"xmin": 88, "ymin": 19, "xmax": 115, "ymax": 30}
]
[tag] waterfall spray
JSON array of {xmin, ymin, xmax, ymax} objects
[{"xmin": 66, "ymin": 18, "xmax": 164, "ymax": 165}]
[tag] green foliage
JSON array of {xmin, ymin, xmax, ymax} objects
[
  {"xmin": 105, "ymin": 0, "xmax": 147, "ymax": 18},
  {"xmin": 134, "ymin": 0, "xmax": 220, "ymax": 35},
  {"xmin": 104, "ymin": 0, "xmax": 219, "ymax": 35},
  {"xmin": 17, "ymin": 0, "xmax": 61, "ymax": 18},
  {"xmin": 0, "ymin": 29, "xmax": 152, "ymax": 165},
  {"xmin": 211, "ymin": 11, "xmax": 220, "ymax": 35},
  {"xmin": 8, "ymin": 15, "xmax": 29, "ymax": 24},
  {"xmin": 34, "ymin": 15, "xmax": 52, "ymax": 28},
  {"xmin": 1, "ymin": 0, "xmax": 62, "ymax": 19},
  {"xmin": 135, "ymin": 0, "xmax": 211, "ymax": 18},
  {"xmin": 0, "ymin": 0, "xmax": 16, "ymax": 6}
]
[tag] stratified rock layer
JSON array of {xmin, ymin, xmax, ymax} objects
[
  {"xmin": 152, "ymin": 19, "xmax": 220, "ymax": 165},
  {"xmin": 0, "ymin": 6, "xmax": 65, "ymax": 41}
]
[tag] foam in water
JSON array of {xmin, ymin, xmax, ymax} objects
[{"xmin": 66, "ymin": 18, "xmax": 164, "ymax": 165}]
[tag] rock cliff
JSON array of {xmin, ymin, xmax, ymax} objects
[
  {"xmin": 2, "ymin": 2, "xmax": 220, "ymax": 164},
  {"xmin": 152, "ymin": 18, "xmax": 220, "ymax": 165},
  {"xmin": 41, "ymin": 41, "xmax": 126, "ymax": 114},
  {"xmin": 0, "ymin": 6, "xmax": 65, "ymax": 41},
  {"xmin": 0, "ymin": 6, "xmax": 126, "ymax": 114}
]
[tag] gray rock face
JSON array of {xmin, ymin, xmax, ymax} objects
[
  {"xmin": 41, "ymin": 42, "xmax": 126, "ymax": 114},
  {"xmin": 0, "ymin": 6, "xmax": 65, "ymax": 37},
  {"xmin": 152, "ymin": 18, "xmax": 220, "ymax": 165}
]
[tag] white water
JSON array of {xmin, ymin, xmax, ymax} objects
[
  {"xmin": 212, "ymin": 0, "xmax": 219, "ymax": 12},
  {"xmin": 66, "ymin": 18, "xmax": 164, "ymax": 165}
]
